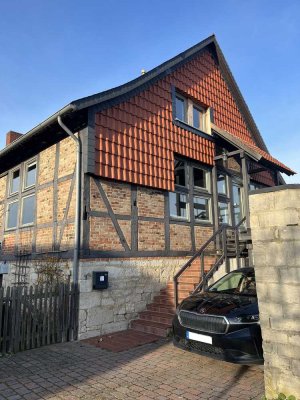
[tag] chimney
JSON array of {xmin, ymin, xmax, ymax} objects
[{"xmin": 6, "ymin": 131, "xmax": 23, "ymax": 146}]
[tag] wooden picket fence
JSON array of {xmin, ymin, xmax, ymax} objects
[{"xmin": 0, "ymin": 283, "xmax": 79, "ymax": 355}]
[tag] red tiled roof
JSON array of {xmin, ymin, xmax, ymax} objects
[{"xmin": 94, "ymin": 49, "xmax": 294, "ymax": 190}]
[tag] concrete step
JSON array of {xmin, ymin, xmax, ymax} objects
[{"xmin": 131, "ymin": 319, "xmax": 172, "ymax": 337}]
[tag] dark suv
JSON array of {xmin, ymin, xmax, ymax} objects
[{"xmin": 173, "ymin": 267, "xmax": 263, "ymax": 364}]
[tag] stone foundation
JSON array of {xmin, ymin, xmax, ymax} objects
[{"xmin": 78, "ymin": 257, "xmax": 189, "ymax": 339}]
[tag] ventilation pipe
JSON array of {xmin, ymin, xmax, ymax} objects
[{"xmin": 57, "ymin": 116, "xmax": 82, "ymax": 284}]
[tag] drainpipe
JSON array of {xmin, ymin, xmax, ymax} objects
[{"xmin": 57, "ymin": 116, "xmax": 82, "ymax": 285}]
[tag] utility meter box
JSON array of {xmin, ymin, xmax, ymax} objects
[{"xmin": 93, "ymin": 271, "xmax": 109, "ymax": 290}]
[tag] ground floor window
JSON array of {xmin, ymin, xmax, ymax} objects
[
  {"xmin": 169, "ymin": 192, "xmax": 188, "ymax": 219},
  {"xmin": 169, "ymin": 157, "xmax": 212, "ymax": 223}
]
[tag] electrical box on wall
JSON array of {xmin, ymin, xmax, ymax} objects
[{"xmin": 93, "ymin": 271, "xmax": 108, "ymax": 290}]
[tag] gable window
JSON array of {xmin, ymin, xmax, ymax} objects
[
  {"xmin": 173, "ymin": 90, "xmax": 210, "ymax": 135},
  {"xmin": 193, "ymin": 106, "xmax": 206, "ymax": 131},
  {"xmin": 169, "ymin": 157, "xmax": 212, "ymax": 223},
  {"xmin": 10, "ymin": 169, "xmax": 20, "ymax": 195},
  {"xmin": 175, "ymin": 95, "xmax": 186, "ymax": 122}
]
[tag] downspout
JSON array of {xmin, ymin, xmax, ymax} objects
[{"xmin": 57, "ymin": 116, "xmax": 82, "ymax": 284}]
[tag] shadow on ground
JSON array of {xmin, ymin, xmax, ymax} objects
[{"xmin": 0, "ymin": 338, "xmax": 264, "ymax": 400}]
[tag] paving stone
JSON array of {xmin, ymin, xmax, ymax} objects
[{"xmin": 0, "ymin": 340, "xmax": 264, "ymax": 399}]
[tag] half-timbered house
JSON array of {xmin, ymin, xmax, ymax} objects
[{"xmin": 0, "ymin": 35, "xmax": 294, "ymax": 338}]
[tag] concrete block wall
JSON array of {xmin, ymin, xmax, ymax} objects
[{"xmin": 250, "ymin": 185, "xmax": 300, "ymax": 399}]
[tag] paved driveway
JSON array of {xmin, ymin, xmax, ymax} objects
[{"xmin": 0, "ymin": 339, "xmax": 264, "ymax": 400}]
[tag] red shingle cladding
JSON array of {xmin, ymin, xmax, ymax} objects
[{"xmin": 94, "ymin": 50, "xmax": 278, "ymax": 190}]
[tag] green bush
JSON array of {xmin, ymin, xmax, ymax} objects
[{"xmin": 262, "ymin": 394, "xmax": 296, "ymax": 400}]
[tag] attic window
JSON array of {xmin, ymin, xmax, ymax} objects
[
  {"xmin": 173, "ymin": 90, "xmax": 210, "ymax": 135},
  {"xmin": 175, "ymin": 96, "xmax": 186, "ymax": 122}
]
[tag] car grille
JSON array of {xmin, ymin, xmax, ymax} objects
[
  {"xmin": 178, "ymin": 338, "xmax": 225, "ymax": 356},
  {"xmin": 179, "ymin": 311, "xmax": 228, "ymax": 334}
]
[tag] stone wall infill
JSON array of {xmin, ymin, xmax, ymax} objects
[
  {"xmin": 250, "ymin": 185, "xmax": 300, "ymax": 399},
  {"xmin": 78, "ymin": 257, "xmax": 188, "ymax": 339}
]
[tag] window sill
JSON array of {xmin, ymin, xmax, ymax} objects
[
  {"xmin": 4, "ymin": 227, "xmax": 17, "ymax": 232},
  {"xmin": 20, "ymin": 223, "xmax": 34, "ymax": 229},
  {"xmin": 173, "ymin": 119, "xmax": 214, "ymax": 142},
  {"xmin": 170, "ymin": 217, "xmax": 189, "ymax": 222},
  {"xmin": 194, "ymin": 220, "xmax": 213, "ymax": 226}
]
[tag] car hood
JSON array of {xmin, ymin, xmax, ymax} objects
[{"xmin": 179, "ymin": 292, "xmax": 258, "ymax": 319}]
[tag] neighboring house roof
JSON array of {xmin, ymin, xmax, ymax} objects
[{"xmin": 0, "ymin": 35, "xmax": 295, "ymax": 176}]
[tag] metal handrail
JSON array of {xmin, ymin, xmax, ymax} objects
[{"xmin": 173, "ymin": 217, "xmax": 247, "ymax": 307}]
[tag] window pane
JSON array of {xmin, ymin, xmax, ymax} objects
[
  {"xmin": 25, "ymin": 163, "xmax": 37, "ymax": 188},
  {"xmin": 7, "ymin": 202, "xmax": 19, "ymax": 229},
  {"xmin": 194, "ymin": 168, "xmax": 206, "ymax": 189},
  {"xmin": 175, "ymin": 96, "xmax": 185, "ymax": 121},
  {"xmin": 194, "ymin": 196, "xmax": 210, "ymax": 221},
  {"xmin": 193, "ymin": 107, "xmax": 200, "ymax": 129},
  {"xmin": 22, "ymin": 195, "xmax": 35, "ymax": 225},
  {"xmin": 218, "ymin": 201, "xmax": 230, "ymax": 224},
  {"xmin": 174, "ymin": 160, "xmax": 186, "ymax": 186},
  {"xmin": 11, "ymin": 169, "xmax": 20, "ymax": 194},
  {"xmin": 217, "ymin": 174, "xmax": 227, "ymax": 195},
  {"xmin": 169, "ymin": 192, "xmax": 187, "ymax": 219}
]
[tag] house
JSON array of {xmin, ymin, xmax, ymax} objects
[{"xmin": 0, "ymin": 35, "xmax": 294, "ymax": 338}]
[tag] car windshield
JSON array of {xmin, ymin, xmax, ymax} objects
[{"xmin": 208, "ymin": 271, "xmax": 256, "ymax": 296}]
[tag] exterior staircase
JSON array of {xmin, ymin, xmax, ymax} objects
[{"xmin": 130, "ymin": 219, "xmax": 251, "ymax": 337}]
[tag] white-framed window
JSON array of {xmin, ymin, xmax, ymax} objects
[
  {"xmin": 6, "ymin": 200, "xmax": 19, "ymax": 230},
  {"xmin": 23, "ymin": 161, "xmax": 37, "ymax": 190},
  {"xmin": 217, "ymin": 173, "xmax": 228, "ymax": 195},
  {"xmin": 21, "ymin": 194, "xmax": 35, "ymax": 226},
  {"xmin": 9, "ymin": 168, "xmax": 20, "ymax": 195},
  {"xmin": 169, "ymin": 158, "xmax": 212, "ymax": 223},
  {"xmin": 218, "ymin": 200, "xmax": 230, "ymax": 224},
  {"xmin": 193, "ymin": 196, "xmax": 211, "ymax": 222},
  {"xmin": 174, "ymin": 91, "xmax": 210, "ymax": 134},
  {"xmin": 193, "ymin": 105, "xmax": 206, "ymax": 131},
  {"xmin": 5, "ymin": 158, "xmax": 37, "ymax": 231},
  {"xmin": 169, "ymin": 192, "xmax": 188, "ymax": 219},
  {"xmin": 193, "ymin": 167, "xmax": 209, "ymax": 191}
]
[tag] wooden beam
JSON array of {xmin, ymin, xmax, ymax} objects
[{"xmin": 241, "ymin": 155, "xmax": 250, "ymax": 230}]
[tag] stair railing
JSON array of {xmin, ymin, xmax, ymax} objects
[
  {"xmin": 233, "ymin": 216, "xmax": 247, "ymax": 269},
  {"xmin": 173, "ymin": 217, "xmax": 246, "ymax": 307}
]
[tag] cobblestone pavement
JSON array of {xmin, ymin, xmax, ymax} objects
[{"xmin": 0, "ymin": 339, "xmax": 264, "ymax": 400}]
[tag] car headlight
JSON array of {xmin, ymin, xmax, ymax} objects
[{"xmin": 230, "ymin": 314, "xmax": 259, "ymax": 323}]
